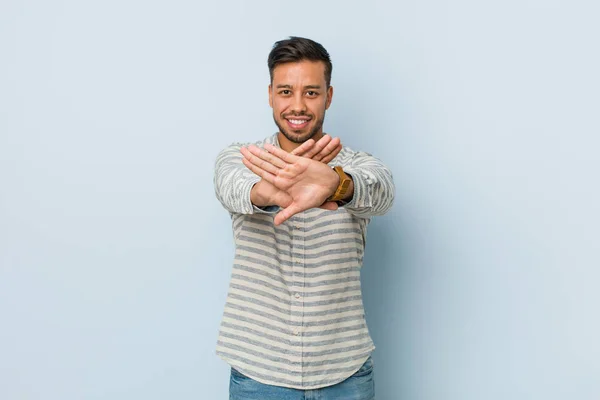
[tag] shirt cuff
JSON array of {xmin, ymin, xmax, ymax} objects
[{"xmin": 252, "ymin": 205, "xmax": 281, "ymax": 214}]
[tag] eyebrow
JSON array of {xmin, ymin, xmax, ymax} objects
[{"xmin": 275, "ymin": 84, "xmax": 322, "ymax": 90}]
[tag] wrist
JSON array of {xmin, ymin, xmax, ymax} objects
[
  {"xmin": 250, "ymin": 181, "xmax": 269, "ymax": 207},
  {"xmin": 329, "ymin": 169, "xmax": 341, "ymax": 196},
  {"xmin": 327, "ymin": 166, "xmax": 353, "ymax": 202}
]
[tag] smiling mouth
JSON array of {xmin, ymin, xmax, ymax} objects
[{"xmin": 285, "ymin": 117, "xmax": 311, "ymax": 129}]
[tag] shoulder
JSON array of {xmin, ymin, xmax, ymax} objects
[
  {"xmin": 217, "ymin": 134, "xmax": 274, "ymax": 156},
  {"xmin": 330, "ymin": 144, "xmax": 375, "ymax": 167}
]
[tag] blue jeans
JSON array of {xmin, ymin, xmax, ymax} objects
[{"xmin": 229, "ymin": 356, "xmax": 375, "ymax": 399}]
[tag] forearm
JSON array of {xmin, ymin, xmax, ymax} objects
[
  {"xmin": 214, "ymin": 144, "xmax": 271, "ymax": 215},
  {"xmin": 341, "ymin": 152, "xmax": 395, "ymax": 218}
]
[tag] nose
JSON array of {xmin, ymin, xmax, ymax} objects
[{"xmin": 290, "ymin": 92, "xmax": 307, "ymax": 114}]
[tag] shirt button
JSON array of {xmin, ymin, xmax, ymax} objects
[
  {"xmin": 294, "ymin": 330, "xmax": 301, "ymax": 336},
  {"xmin": 295, "ymin": 293, "xmax": 301, "ymax": 299}
]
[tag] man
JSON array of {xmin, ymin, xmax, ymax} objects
[{"xmin": 214, "ymin": 36, "xmax": 395, "ymax": 399}]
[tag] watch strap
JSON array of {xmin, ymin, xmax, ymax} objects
[{"xmin": 327, "ymin": 166, "xmax": 351, "ymax": 202}]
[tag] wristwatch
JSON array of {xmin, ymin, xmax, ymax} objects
[{"xmin": 327, "ymin": 166, "xmax": 352, "ymax": 203}]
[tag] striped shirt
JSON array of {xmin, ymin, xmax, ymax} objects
[{"xmin": 213, "ymin": 132, "xmax": 395, "ymax": 390}]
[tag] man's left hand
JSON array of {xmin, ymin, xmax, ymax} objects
[
  {"xmin": 241, "ymin": 143, "xmax": 340, "ymax": 226},
  {"xmin": 291, "ymin": 134, "xmax": 342, "ymax": 163}
]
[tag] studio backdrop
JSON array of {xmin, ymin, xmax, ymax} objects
[{"xmin": 1, "ymin": 0, "xmax": 598, "ymax": 399}]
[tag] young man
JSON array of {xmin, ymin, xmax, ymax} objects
[{"xmin": 214, "ymin": 37, "xmax": 394, "ymax": 399}]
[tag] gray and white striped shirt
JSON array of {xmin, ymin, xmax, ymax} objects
[{"xmin": 213, "ymin": 133, "xmax": 395, "ymax": 390}]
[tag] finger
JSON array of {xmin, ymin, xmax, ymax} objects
[
  {"xmin": 320, "ymin": 141, "xmax": 342, "ymax": 164},
  {"xmin": 318, "ymin": 201, "xmax": 339, "ymax": 211},
  {"xmin": 291, "ymin": 139, "xmax": 315, "ymax": 156},
  {"xmin": 304, "ymin": 135, "xmax": 332, "ymax": 159},
  {"xmin": 264, "ymin": 143, "xmax": 301, "ymax": 164},
  {"xmin": 323, "ymin": 136, "xmax": 341, "ymax": 155},
  {"xmin": 241, "ymin": 157, "xmax": 277, "ymax": 186},
  {"xmin": 247, "ymin": 144, "xmax": 288, "ymax": 169},
  {"xmin": 241, "ymin": 146, "xmax": 281, "ymax": 176},
  {"xmin": 274, "ymin": 203, "xmax": 304, "ymax": 226},
  {"xmin": 319, "ymin": 145, "xmax": 342, "ymax": 163}
]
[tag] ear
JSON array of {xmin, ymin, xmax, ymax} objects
[
  {"xmin": 268, "ymin": 84, "xmax": 273, "ymax": 108},
  {"xmin": 325, "ymin": 85, "xmax": 334, "ymax": 110}
]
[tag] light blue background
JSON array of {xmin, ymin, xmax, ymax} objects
[{"xmin": 1, "ymin": 0, "xmax": 598, "ymax": 399}]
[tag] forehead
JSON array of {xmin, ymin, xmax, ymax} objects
[{"xmin": 272, "ymin": 60, "xmax": 327, "ymax": 86}]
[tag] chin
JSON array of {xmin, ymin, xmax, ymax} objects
[
  {"xmin": 274, "ymin": 114, "xmax": 323, "ymax": 144},
  {"xmin": 283, "ymin": 130, "xmax": 316, "ymax": 144}
]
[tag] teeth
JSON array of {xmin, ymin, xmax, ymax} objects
[{"xmin": 289, "ymin": 119, "xmax": 307, "ymax": 125}]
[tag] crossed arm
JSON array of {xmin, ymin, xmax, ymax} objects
[
  {"xmin": 214, "ymin": 135, "xmax": 395, "ymax": 224},
  {"xmin": 214, "ymin": 135, "xmax": 342, "ymax": 216}
]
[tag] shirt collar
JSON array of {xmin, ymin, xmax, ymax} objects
[{"xmin": 267, "ymin": 132, "xmax": 281, "ymax": 148}]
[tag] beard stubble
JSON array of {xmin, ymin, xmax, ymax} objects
[{"xmin": 273, "ymin": 111, "xmax": 326, "ymax": 144}]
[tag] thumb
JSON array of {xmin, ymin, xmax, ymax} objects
[
  {"xmin": 318, "ymin": 201, "xmax": 339, "ymax": 211},
  {"xmin": 274, "ymin": 203, "xmax": 303, "ymax": 226}
]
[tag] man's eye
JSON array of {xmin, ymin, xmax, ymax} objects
[
  {"xmin": 307, "ymin": 91, "xmax": 318, "ymax": 96},
  {"xmin": 280, "ymin": 90, "xmax": 291, "ymax": 95}
]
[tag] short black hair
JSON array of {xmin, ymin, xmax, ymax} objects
[{"xmin": 268, "ymin": 36, "xmax": 333, "ymax": 87}]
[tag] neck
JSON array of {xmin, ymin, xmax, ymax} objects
[{"xmin": 277, "ymin": 131, "xmax": 324, "ymax": 153}]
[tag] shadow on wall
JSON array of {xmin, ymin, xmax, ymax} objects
[{"xmin": 361, "ymin": 209, "xmax": 423, "ymax": 399}]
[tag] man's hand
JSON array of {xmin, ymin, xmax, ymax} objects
[
  {"xmin": 291, "ymin": 134, "xmax": 342, "ymax": 163},
  {"xmin": 249, "ymin": 135, "xmax": 342, "ymax": 214},
  {"xmin": 241, "ymin": 144, "xmax": 340, "ymax": 225},
  {"xmin": 251, "ymin": 179, "xmax": 338, "ymax": 212},
  {"xmin": 250, "ymin": 179, "xmax": 292, "ymax": 209}
]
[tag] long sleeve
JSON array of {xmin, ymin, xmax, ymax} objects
[
  {"xmin": 214, "ymin": 142, "xmax": 280, "ymax": 215},
  {"xmin": 341, "ymin": 150, "xmax": 395, "ymax": 218}
]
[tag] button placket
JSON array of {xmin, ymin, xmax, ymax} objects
[{"xmin": 289, "ymin": 215, "xmax": 305, "ymax": 381}]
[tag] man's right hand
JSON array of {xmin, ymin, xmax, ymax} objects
[{"xmin": 249, "ymin": 134, "xmax": 342, "ymax": 211}]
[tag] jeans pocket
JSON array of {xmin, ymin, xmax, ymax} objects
[{"xmin": 352, "ymin": 356, "xmax": 374, "ymax": 377}]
